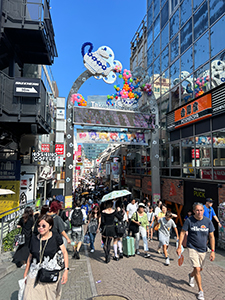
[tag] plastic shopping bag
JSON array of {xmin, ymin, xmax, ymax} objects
[
  {"xmin": 18, "ymin": 277, "xmax": 26, "ymax": 300},
  {"xmin": 83, "ymin": 233, "xmax": 90, "ymax": 244}
]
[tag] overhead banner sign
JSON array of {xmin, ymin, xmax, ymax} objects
[
  {"xmin": 77, "ymin": 130, "xmax": 147, "ymax": 145},
  {"xmin": 32, "ymin": 152, "xmax": 57, "ymax": 162},
  {"xmin": 74, "ymin": 107, "xmax": 155, "ymax": 129},
  {"xmin": 167, "ymin": 94, "xmax": 212, "ymax": 131},
  {"xmin": 14, "ymin": 78, "xmax": 41, "ymax": 97}
]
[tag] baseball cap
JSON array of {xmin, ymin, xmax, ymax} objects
[
  {"xmin": 138, "ymin": 203, "xmax": 146, "ymax": 208},
  {"xmin": 205, "ymin": 198, "xmax": 214, "ymax": 203}
]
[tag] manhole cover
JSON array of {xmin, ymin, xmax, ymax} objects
[{"xmin": 86, "ymin": 295, "xmax": 129, "ymax": 300}]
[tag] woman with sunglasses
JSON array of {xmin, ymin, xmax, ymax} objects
[{"xmin": 23, "ymin": 214, "xmax": 69, "ymax": 300}]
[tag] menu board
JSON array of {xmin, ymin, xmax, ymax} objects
[{"xmin": 73, "ymin": 107, "xmax": 155, "ymax": 129}]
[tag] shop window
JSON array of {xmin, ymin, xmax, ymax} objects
[
  {"xmin": 147, "ymin": 4, "xmax": 153, "ymax": 30},
  {"xmin": 196, "ymin": 168, "xmax": 212, "ymax": 180},
  {"xmin": 182, "ymin": 138, "xmax": 195, "ymax": 176},
  {"xmin": 154, "ymin": 35, "xmax": 160, "ymax": 59},
  {"xmin": 170, "ymin": 129, "xmax": 180, "ymax": 141},
  {"xmin": 211, "ymin": 16, "xmax": 225, "ymax": 59},
  {"xmin": 154, "ymin": 0, "xmax": 160, "ymax": 19},
  {"xmin": 161, "ymin": 23, "xmax": 169, "ymax": 50},
  {"xmin": 194, "ymin": 1, "xmax": 208, "ymax": 40},
  {"xmin": 213, "ymin": 168, "xmax": 225, "ymax": 180},
  {"xmin": 161, "ymin": 46, "xmax": 169, "ymax": 73},
  {"xmin": 194, "ymin": 31, "xmax": 209, "ymax": 69},
  {"xmin": 170, "ymin": 35, "xmax": 179, "ymax": 63},
  {"xmin": 161, "ymin": 1, "xmax": 169, "ymax": 30},
  {"xmin": 161, "ymin": 168, "xmax": 170, "ymax": 176},
  {"xmin": 154, "ymin": 15, "xmax": 160, "ymax": 39},
  {"xmin": 213, "ymin": 131, "xmax": 225, "ymax": 166},
  {"xmin": 210, "ymin": 0, "xmax": 225, "ymax": 25},
  {"xmin": 171, "ymin": 142, "xmax": 180, "ymax": 165},
  {"xmin": 181, "ymin": 126, "xmax": 193, "ymax": 138},
  {"xmin": 211, "ymin": 51, "xmax": 225, "ymax": 89},
  {"xmin": 171, "ymin": 168, "xmax": 181, "ymax": 176},
  {"xmin": 194, "ymin": 63, "xmax": 210, "ymax": 98},
  {"xmin": 181, "ymin": 19, "xmax": 192, "ymax": 54},
  {"xmin": 147, "ymin": 45, "xmax": 153, "ymax": 67},
  {"xmin": 147, "ymin": 27, "xmax": 153, "ymax": 49},
  {"xmin": 181, "ymin": 0, "xmax": 192, "ymax": 27},
  {"xmin": 195, "ymin": 135, "xmax": 212, "ymax": 167},
  {"xmin": 170, "ymin": 8, "xmax": 179, "ymax": 39},
  {"xmin": 181, "ymin": 75, "xmax": 194, "ymax": 104},
  {"xmin": 160, "ymin": 143, "xmax": 169, "ymax": 167}
]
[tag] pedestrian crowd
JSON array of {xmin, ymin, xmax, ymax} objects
[{"xmin": 13, "ymin": 180, "xmax": 220, "ymax": 300}]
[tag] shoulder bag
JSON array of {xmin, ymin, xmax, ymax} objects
[
  {"xmin": 35, "ymin": 235, "xmax": 60, "ymax": 285},
  {"xmin": 129, "ymin": 212, "xmax": 139, "ymax": 234}
]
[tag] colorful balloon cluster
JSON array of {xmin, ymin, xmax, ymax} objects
[
  {"xmin": 140, "ymin": 83, "xmax": 152, "ymax": 95},
  {"xmin": 195, "ymin": 76, "xmax": 209, "ymax": 97},
  {"xmin": 106, "ymin": 67, "xmax": 150, "ymax": 106},
  {"xmin": 70, "ymin": 94, "xmax": 87, "ymax": 106}
]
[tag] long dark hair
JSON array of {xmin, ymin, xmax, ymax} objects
[
  {"xmin": 40, "ymin": 205, "xmax": 49, "ymax": 216},
  {"xmin": 104, "ymin": 200, "xmax": 113, "ymax": 209},
  {"xmin": 22, "ymin": 206, "xmax": 33, "ymax": 223},
  {"xmin": 90, "ymin": 205, "xmax": 101, "ymax": 218}
]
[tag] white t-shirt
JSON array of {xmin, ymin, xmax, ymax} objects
[
  {"xmin": 147, "ymin": 212, "xmax": 154, "ymax": 222},
  {"xmin": 126, "ymin": 203, "xmax": 137, "ymax": 219},
  {"xmin": 154, "ymin": 206, "xmax": 161, "ymax": 217}
]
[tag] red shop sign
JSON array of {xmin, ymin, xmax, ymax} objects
[
  {"xmin": 55, "ymin": 144, "xmax": 64, "ymax": 155},
  {"xmin": 192, "ymin": 149, "xmax": 200, "ymax": 159},
  {"xmin": 41, "ymin": 144, "xmax": 50, "ymax": 152}
]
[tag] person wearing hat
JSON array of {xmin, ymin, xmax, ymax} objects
[
  {"xmin": 203, "ymin": 198, "xmax": 222, "ymax": 228},
  {"xmin": 131, "ymin": 203, "xmax": 150, "ymax": 258}
]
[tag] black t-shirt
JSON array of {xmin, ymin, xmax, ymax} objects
[
  {"xmin": 18, "ymin": 217, "xmax": 34, "ymax": 239},
  {"xmin": 30, "ymin": 232, "xmax": 63, "ymax": 263},
  {"xmin": 182, "ymin": 215, "xmax": 215, "ymax": 253},
  {"xmin": 101, "ymin": 210, "xmax": 123, "ymax": 226}
]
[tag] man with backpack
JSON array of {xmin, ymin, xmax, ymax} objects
[{"xmin": 69, "ymin": 200, "xmax": 86, "ymax": 259}]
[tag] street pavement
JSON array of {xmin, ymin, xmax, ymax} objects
[{"xmin": 0, "ymin": 233, "xmax": 225, "ymax": 300}]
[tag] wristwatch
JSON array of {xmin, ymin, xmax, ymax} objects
[{"xmin": 64, "ymin": 268, "xmax": 69, "ymax": 270}]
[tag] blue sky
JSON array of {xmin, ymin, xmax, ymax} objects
[{"xmin": 51, "ymin": 0, "xmax": 146, "ymax": 102}]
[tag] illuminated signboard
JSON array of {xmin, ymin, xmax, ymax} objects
[
  {"xmin": 167, "ymin": 94, "xmax": 212, "ymax": 131},
  {"xmin": 73, "ymin": 107, "xmax": 155, "ymax": 130}
]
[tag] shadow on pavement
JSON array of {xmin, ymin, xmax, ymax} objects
[{"xmin": 133, "ymin": 268, "xmax": 196, "ymax": 296}]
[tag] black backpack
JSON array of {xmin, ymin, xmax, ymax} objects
[{"xmin": 71, "ymin": 209, "xmax": 83, "ymax": 227}]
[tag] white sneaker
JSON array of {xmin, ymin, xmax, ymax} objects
[
  {"xmin": 189, "ymin": 273, "xmax": 195, "ymax": 287},
  {"xmin": 90, "ymin": 249, "xmax": 94, "ymax": 253},
  {"xmin": 198, "ymin": 291, "xmax": 204, "ymax": 300},
  {"xmin": 157, "ymin": 248, "xmax": 162, "ymax": 254},
  {"xmin": 136, "ymin": 250, "xmax": 140, "ymax": 255},
  {"xmin": 165, "ymin": 257, "xmax": 170, "ymax": 266}
]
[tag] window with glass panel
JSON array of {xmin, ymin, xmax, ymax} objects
[
  {"xmin": 194, "ymin": 1, "xmax": 208, "ymax": 40},
  {"xmin": 181, "ymin": 19, "xmax": 192, "ymax": 54},
  {"xmin": 154, "ymin": 0, "xmax": 160, "ymax": 19},
  {"xmin": 161, "ymin": 46, "xmax": 169, "ymax": 72},
  {"xmin": 161, "ymin": 1, "xmax": 169, "ymax": 29},
  {"xmin": 170, "ymin": 58, "xmax": 180, "ymax": 87},
  {"xmin": 154, "ymin": 35, "xmax": 160, "ymax": 59},
  {"xmin": 147, "ymin": 45, "xmax": 153, "ymax": 67},
  {"xmin": 160, "ymin": 143, "xmax": 170, "ymax": 167},
  {"xmin": 154, "ymin": 15, "xmax": 160, "ymax": 39},
  {"xmin": 194, "ymin": 31, "xmax": 209, "ymax": 69},
  {"xmin": 213, "ymin": 131, "xmax": 225, "ymax": 166},
  {"xmin": 171, "ymin": 0, "xmax": 179, "ymax": 13},
  {"xmin": 195, "ymin": 135, "xmax": 212, "ymax": 167},
  {"xmin": 154, "ymin": 56, "xmax": 161, "ymax": 78},
  {"xmin": 171, "ymin": 142, "xmax": 180, "ymax": 165},
  {"xmin": 181, "ymin": 75, "xmax": 194, "ymax": 104},
  {"xmin": 161, "ymin": 91, "xmax": 170, "ymax": 116},
  {"xmin": 182, "ymin": 138, "xmax": 195, "ymax": 176},
  {"xmin": 210, "ymin": 0, "xmax": 225, "ymax": 25},
  {"xmin": 194, "ymin": 63, "xmax": 210, "ymax": 98},
  {"xmin": 147, "ymin": 27, "xmax": 153, "ymax": 49},
  {"xmin": 181, "ymin": 47, "xmax": 193, "ymax": 78},
  {"xmin": 181, "ymin": 0, "xmax": 192, "ymax": 26},
  {"xmin": 170, "ymin": 8, "xmax": 179, "ymax": 39},
  {"xmin": 170, "ymin": 35, "xmax": 179, "ymax": 62},
  {"xmin": 161, "ymin": 23, "xmax": 169, "ymax": 50},
  {"xmin": 147, "ymin": 4, "xmax": 153, "ymax": 30},
  {"xmin": 211, "ymin": 51, "xmax": 225, "ymax": 89},
  {"xmin": 211, "ymin": 15, "xmax": 225, "ymax": 58}
]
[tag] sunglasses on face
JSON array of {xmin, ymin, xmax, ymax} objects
[{"xmin": 37, "ymin": 224, "xmax": 47, "ymax": 229}]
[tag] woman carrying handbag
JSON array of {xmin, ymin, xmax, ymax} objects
[{"xmin": 23, "ymin": 214, "xmax": 69, "ymax": 300}]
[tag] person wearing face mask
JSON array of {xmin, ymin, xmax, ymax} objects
[{"xmin": 23, "ymin": 214, "xmax": 69, "ymax": 300}]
